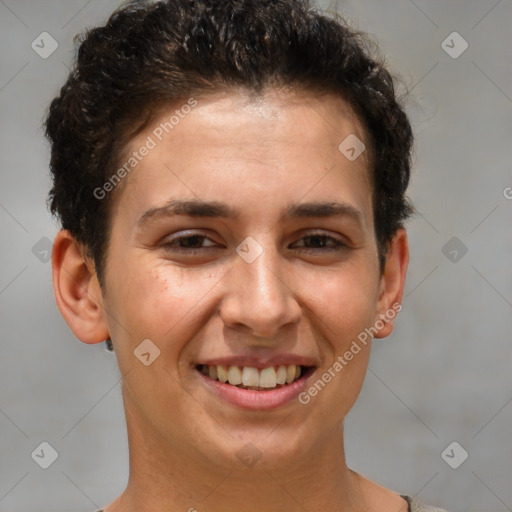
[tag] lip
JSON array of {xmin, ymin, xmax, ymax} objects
[
  {"xmin": 196, "ymin": 365, "xmax": 316, "ymax": 410},
  {"xmin": 196, "ymin": 354, "xmax": 317, "ymax": 368}
]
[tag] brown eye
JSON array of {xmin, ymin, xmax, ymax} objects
[
  {"xmin": 292, "ymin": 234, "xmax": 347, "ymax": 252},
  {"xmin": 161, "ymin": 232, "xmax": 219, "ymax": 252}
]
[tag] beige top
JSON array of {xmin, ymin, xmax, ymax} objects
[
  {"xmin": 403, "ymin": 495, "xmax": 449, "ymax": 512},
  {"xmin": 96, "ymin": 495, "xmax": 450, "ymax": 511}
]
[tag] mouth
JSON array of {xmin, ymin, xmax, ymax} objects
[
  {"xmin": 194, "ymin": 356, "xmax": 318, "ymax": 410},
  {"xmin": 195, "ymin": 363, "xmax": 315, "ymax": 391}
]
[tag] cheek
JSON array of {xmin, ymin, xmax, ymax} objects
[
  {"xmin": 105, "ymin": 258, "xmax": 217, "ymax": 359},
  {"xmin": 299, "ymin": 269, "xmax": 376, "ymax": 415},
  {"xmin": 300, "ymin": 262, "xmax": 380, "ymax": 342}
]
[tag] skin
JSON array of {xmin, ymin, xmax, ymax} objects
[{"xmin": 52, "ymin": 87, "xmax": 409, "ymax": 512}]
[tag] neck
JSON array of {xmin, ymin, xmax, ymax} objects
[{"xmin": 108, "ymin": 396, "xmax": 364, "ymax": 512}]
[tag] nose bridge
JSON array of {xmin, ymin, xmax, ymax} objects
[{"xmin": 220, "ymin": 237, "xmax": 300, "ymax": 338}]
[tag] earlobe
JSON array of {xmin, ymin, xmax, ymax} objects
[
  {"xmin": 51, "ymin": 230, "xmax": 109, "ymax": 344},
  {"xmin": 374, "ymin": 229, "xmax": 409, "ymax": 339}
]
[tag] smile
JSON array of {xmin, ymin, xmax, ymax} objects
[
  {"xmin": 194, "ymin": 361, "xmax": 317, "ymax": 410},
  {"xmin": 196, "ymin": 363, "xmax": 311, "ymax": 390}
]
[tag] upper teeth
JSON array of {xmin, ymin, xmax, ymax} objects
[{"xmin": 200, "ymin": 364, "xmax": 302, "ymax": 389}]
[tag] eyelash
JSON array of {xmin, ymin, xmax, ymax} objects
[{"xmin": 161, "ymin": 231, "xmax": 348, "ymax": 253}]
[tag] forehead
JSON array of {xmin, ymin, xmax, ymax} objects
[{"xmin": 113, "ymin": 88, "xmax": 373, "ymax": 225}]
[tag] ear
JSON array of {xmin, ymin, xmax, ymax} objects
[
  {"xmin": 373, "ymin": 228, "xmax": 409, "ymax": 339},
  {"xmin": 51, "ymin": 229, "xmax": 109, "ymax": 344}
]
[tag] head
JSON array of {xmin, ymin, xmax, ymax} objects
[{"xmin": 47, "ymin": 0, "xmax": 413, "ymax": 473}]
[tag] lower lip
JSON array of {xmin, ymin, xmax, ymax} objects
[{"xmin": 197, "ymin": 368, "xmax": 314, "ymax": 410}]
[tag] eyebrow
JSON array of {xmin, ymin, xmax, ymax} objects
[{"xmin": 137, "ymin": 199, "xmax": 364, "ymax": 227}]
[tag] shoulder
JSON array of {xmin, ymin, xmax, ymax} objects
[{"xmin": 404, "ymin": 495, "xmax": 450, "ymax": 512}]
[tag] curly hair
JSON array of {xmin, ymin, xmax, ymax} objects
[{"xmin": 45, "ymin": 0, "xmax": 414, "ymax": 288}]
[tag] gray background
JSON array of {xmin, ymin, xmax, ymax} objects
[{"xmin": 0, "ymin": 0, "xmax": 511, "ymax": 511}]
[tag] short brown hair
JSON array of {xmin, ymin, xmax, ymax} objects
[{"xmin": 45, "ymin": 0, "xmax": 414, "ymax": 287}]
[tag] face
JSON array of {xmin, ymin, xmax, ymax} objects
[{"xmin": 98, "ymin": 88, "xmax": 396, "ymax": 470}]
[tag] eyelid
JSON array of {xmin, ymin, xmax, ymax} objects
[
  {"xmin": 160, "ymin": 230, "xmax": 220, "ymax": 248},
  {"xmin": 293, "ymin": 227, "xmax": 350, "ymax": 241},
  {"xmin": 291, "ymin": 231, "xmax": 349, "ymax": 249}
]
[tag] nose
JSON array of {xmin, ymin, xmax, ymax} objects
[{"xmin": 219, "ymin": 241, "xmax": 302, "ymax": 340}]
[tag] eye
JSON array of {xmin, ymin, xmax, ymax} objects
[
  {"xmin": 161, "ymin": 232, "xmax": 220, "ymax": 252},
  {"xmin": 291, "ymin": 233, "xmax": 348, "ymax": 252},
  {"xmin": 159, "ymin": 231, "xmax": 348, "ymax": 254}
]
